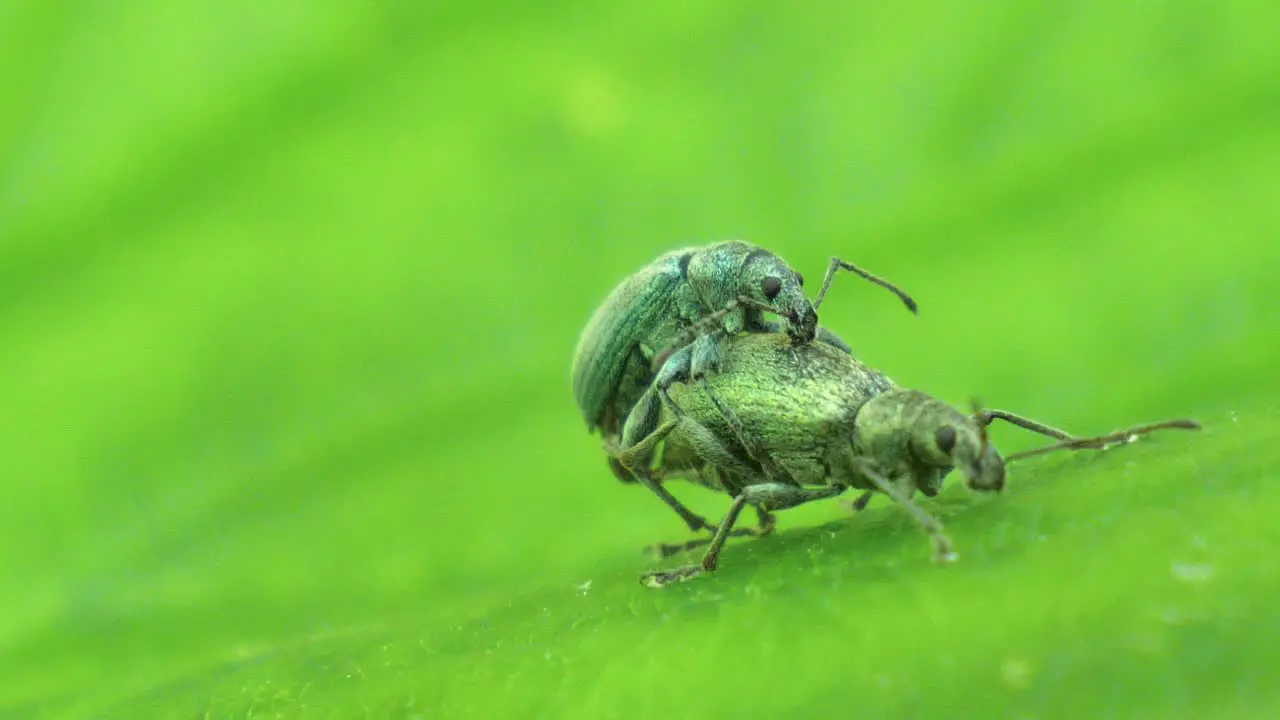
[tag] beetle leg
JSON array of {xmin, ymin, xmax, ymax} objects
[
  {"xmin": 844, "ymin": 452, "xmax": 957, "ymax": 563},
  {"xmin": 641, "ymin": 483, "xmax": 846, "ymax": 588},
  {"xmin": 650, "ymin": 294, "xmax": 780, "ymax": 374},
  {"xmin": 688, "ymin": 333, "xmax": 725, "ymax": 380},
  {"xmin": 653, "ymin": 344, "xmax": 693, "ymax": 390},
  {"xmin": 647, "ymin": 505, "xmax": 777, "ymax": 558},
  {"xmin": 755, "ymin": 506, "xmax": 778, "ymax": 534},
  {"xmin": 605, "ymin": 454, "xmax": 636, "ymax": 484},
  {"xmin": 845, "ymin": 490, "xmax": 875, "ymax": 512},
  {"xmin": 609, "ymin": 417, "xmax": 719, "ymax": 533},
  {"xmin": 642, "ymin": 496, "xmax": 749, "ymax": 587},
  {"xmin": 646, "ymin": 525, "xmax": 760, "ymax": 559},
  {"xmin": 613, "ymin": 386, "xmax": 718, "ymax": 533},
  {"xmin": 651, "ymin": 308, "xmax": 734, "ymax": 374}
]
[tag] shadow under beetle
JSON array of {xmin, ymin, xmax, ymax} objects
[
  {"xmin": 608, "ymin": 331, "xmax": 1202, "ymax": 588},
  {"xmin": 571, "ymin": 240, "xmax": 917, "ymax": 534}
]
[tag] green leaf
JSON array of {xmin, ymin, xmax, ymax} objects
[{"xmin": 1, "ymin": 1, "xmax": 1277, "ymax": 718}]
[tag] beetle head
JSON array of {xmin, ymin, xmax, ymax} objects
[
  {"xmin": 906, "ymin": 397, "xmax": 1007, "ymax": 494},
  {"xmin": 739, "ymin": 248, "xmax": 816, "ymax": 342}
]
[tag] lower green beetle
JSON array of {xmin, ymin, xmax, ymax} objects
[{"xmin": 609, "ymin": 331, "xmax": 1201, "ymax": 588}]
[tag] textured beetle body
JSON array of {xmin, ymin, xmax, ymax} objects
[
  {"xmin": 570, "ymin": 247, "xmax": 698, "ymax": 438},
  {"xmin": 571, "ymin": 240, "xmax": 820, "ymax": 440},
  {"xmin": 612, "ymin": 332, "xmax": 1014, "ymax": 585},
  {"xmin": 629, "ymin": 332, "xmax": 998, "ymax": 501},
  {"xmin": 648, "ymin": 332, "xmax": 897, "ymax": 494}
]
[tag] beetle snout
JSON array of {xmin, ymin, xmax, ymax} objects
[
  {"xmin": 965, "ymin": 476, "xmax": 1002, "ymax": 493},
  {"xmin": 964, "ymin": 460, "xmax": 1006, "ymax": 493},
  {"xmin": 787, "ymin": 307, "xmax": 818, "ymax": 342},
  {"xmin": 987, "ymin": 467, "xmax": 1006, "ymax": 493}
]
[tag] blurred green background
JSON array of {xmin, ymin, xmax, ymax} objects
[{"xmin": 2, "ymin": 1, "xmax": 1278, "ymax": 717}]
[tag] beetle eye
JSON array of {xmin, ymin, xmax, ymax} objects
[
  {"xmin": 761, "ymin": 276, "xmax": 782, "ymax": 299},
  {"xmin": 796, "ymin": 272, "xmax": 804, "ymax": 287},
  {"xmin": 935, "ymin": 425, "xmax": 957, "ymax": 454}
]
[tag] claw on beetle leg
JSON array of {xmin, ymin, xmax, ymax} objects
[{"xmin": 641, "ymin": 565, "xmax": 704, "ymax": 588}]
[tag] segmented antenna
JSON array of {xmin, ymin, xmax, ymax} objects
[
  {"xmin": 1006, "ymin": 419, "xmax": 1202, "ymax": 462},
  {"xmin": 970, "ymin": 397, "xmax": 990, "ymax": 455}
]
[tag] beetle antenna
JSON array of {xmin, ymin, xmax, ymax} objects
[
  {"xmin": 1006, "ymin": 419, "xmax": 1202, "ymax": 462},
  {"xmin": 970, "ymin": 397, "xmax": 989, "ymax": 455}
]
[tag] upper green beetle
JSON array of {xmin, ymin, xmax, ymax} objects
[{"xmin": 571, "ymin": 240, "xmax": 917, "ymax": 492}]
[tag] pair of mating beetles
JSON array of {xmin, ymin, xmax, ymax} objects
[{"xmin": 570, "ymin": 241, "xmax": 1199, "ymax": 588}]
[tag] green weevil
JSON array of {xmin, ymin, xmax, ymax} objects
[
  {"xmin": 571, "ymin": 240, "xmax": 917, "ymax": 534},
  {"xmin": 609, "ymin": 331, "xmax": 1201, "ymax": 588}
]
